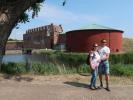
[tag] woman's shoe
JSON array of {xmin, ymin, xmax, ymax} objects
[
  {"xmin": 90, "ymin": 86, "xmax": 96, "ymax": 90},
  {"xmin": 93, "ymin": 86, "xmax": 98, "ymax": 89}
]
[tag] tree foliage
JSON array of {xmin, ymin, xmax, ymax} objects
[
  {"xmin": 18, "ymin": 0, "xmax": 44, "ymax": 26},
  {"xmin": 0, "ymin": 0, "xmax": 67, "ymax": 67},
  {"xmin": 19, "ymin": 0, "xmax": 67, "ymax": 23}
]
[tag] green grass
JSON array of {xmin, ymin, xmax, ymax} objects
[
  {"xmin": 1, "ymin": 62, "xmax": 133, "ymax": 76},
  {"xmin": 39, "ymin": 50, "xmax": 133, "ymax": 65},
  {"xmin": 110, "ymin": 52, "xmax": 133, "ymax": 64},
  {"xmin": 1, "ymin": 62, "xmax": 26, "ymax": 74},
  {"xmin": 1, "ymin": 62, "xmax": 90, "ymax": 75},
  {"xmin": 110, "ymin": 64, "xmax": 133, "ymax": 76},
  {"xmin": 2, "ymin": 50, "xmax": 133, "ymax": 76}
]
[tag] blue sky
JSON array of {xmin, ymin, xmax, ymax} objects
[{"xmin": 10, "ymin": 0, "xmax": 133, "ymax": 40}]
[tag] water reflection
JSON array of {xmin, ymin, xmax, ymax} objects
[{"xmin": 2, "ymin": 54, "xmax": 47, "ymax": 63}]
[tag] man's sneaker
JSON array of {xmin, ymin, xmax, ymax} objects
[
  {"xmin": 98, "ymin": 85, "xmax": 103, "ymax": 89},
  {"xmin": 105, "ymin": 87, "xmax": 111, "ymax": 92}
]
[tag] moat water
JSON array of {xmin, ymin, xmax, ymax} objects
[{"xmin": 2, "ymin": 54, "xmax": 47, "ymax": 63}]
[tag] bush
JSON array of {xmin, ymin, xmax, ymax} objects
[
  {"xmin": 1, "ymin": 62, "xmax": 26, "ymax": 74},
  {"xmin": 110, "ymin": 52, "xmax": 133, "ymax": 64},
  {"xmin": 40, "ymin": 51, "xmax": 87, "ymax": 66},
  {"xmin": 39, "ymin": 51, "xmax": 133, "ymax": 65},
  {"xmin": 110, "ymin": 64, "xmax": 133, "ymax": 76}
]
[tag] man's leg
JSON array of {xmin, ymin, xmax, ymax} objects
[
  {"xmin": 105, "ymin": 61, "xmax": 110, "ymax": 91},
  {"xmin": 98, "ymin": 62, "xmax": 103, "ymax": 88},
  {"xmin": 99, "ymin": 74, "xmax": 103, "ymax": 88},
  {"xmin": 105, "ymin": 74, "xmax": 110, "ymax": 91}
]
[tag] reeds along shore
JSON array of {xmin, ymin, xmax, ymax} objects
[{"xmin": 1, "ymin": 51, "xmax": 133, "ymax": 76}]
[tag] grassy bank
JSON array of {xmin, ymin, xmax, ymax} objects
[
  {"xmin": 1, "ymin": 51, "xmax": 133, "ymax": 76},
  {"xmin": 1, "ymin": 62, "xmax": 133, "ymax": 76},
  {"xmin": 39, "ymin": 51, "xmax": 133, "ymax": 64}
]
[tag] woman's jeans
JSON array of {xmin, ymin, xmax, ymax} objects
[{"xmin": 90, "ymin": 69, "xmax": 97, "ymax": 87}]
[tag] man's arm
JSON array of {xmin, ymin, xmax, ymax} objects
[
  {"xmin": 106, "ymin": 53, "xmax": 110, "ymax": 60},
  {"xmin": 102, "ymin": 53, "xmax": 110, "ymax": 60}
]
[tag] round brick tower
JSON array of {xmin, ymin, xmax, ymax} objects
[{"xmin": 66, "ymin": 24, "xmax": 123, "ymax": 53}]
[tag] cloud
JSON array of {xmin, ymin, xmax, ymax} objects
[
  {"xmin": 38, "ymin": 4, "xmax": 102, "ymax": 24},
  {"xmin": 10, "ymin": 3, "xmax": 104, "ymax": 39},
  {"xmin": 10, "ymin": 29, "xmax": 24, "ymax": 40}
]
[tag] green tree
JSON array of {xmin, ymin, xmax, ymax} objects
[{"xmin": 0, "ymin": 0, "xmax": 67, "ymax": 68}]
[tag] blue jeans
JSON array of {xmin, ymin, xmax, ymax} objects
[{"xmin": 90, "ymin": 69, "xmax": 97, "ymax": 87}]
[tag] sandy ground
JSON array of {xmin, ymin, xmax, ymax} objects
[
  {"xmin": 5, "ymin": 50, "xmax": 22, "ymax": 55},
  {"xmin": 0, "ymin": 74, "xmax": 133, "ymax": 100}
]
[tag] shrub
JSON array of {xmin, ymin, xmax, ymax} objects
[
  {"xmin": 110, "ymin": 64, "xmax": 133, "ymax": 76},
  {"xmin": 1, "ymin": 62, "xmax": 26, "ymax": 74}
]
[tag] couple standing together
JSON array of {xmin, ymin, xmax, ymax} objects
[{"xmin": 88, "ymin": 39, "xmax": 110, "ymax": 91}]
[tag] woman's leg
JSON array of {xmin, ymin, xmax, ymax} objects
[
  {"xmin": 93, "ymin": 70, "xmax": 97, "ymax": 87},
  {"xmin": 90, "ymin": 70, "xmax": 94, "ymax": 86},
  {"xmin": 90, "ymin": 70, "xmax": 95, "ymax": 89}
]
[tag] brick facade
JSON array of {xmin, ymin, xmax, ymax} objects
[
  {"xmin": 6, "ymin": 41, "xmax": 23, "ymax": 50},
  {"xmin": 66, "ymin": 30, "xmax": 123, "ymax": 53},
  {"xmin": 23, "ymin": 23, "xmax": 64, "ymax": 49},
  {"xmin": 23, "ymin": 24, "xmax": 123, "ymax": 53}
]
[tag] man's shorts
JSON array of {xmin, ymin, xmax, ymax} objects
[{"xmin": 98, "ymin": 60, "xmax": 109, "ymax": 75}]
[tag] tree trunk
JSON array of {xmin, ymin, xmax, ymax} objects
[{"xmin": 0, "ymin": 0, "xmax": 39, "ymax": 70}]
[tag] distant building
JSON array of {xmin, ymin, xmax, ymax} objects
[
  {"xmin": 66, "ymin": 24, "xmax": 123, "ymax": 53},
  {"xmin": 6, "ymin": 41, "xmax": 23, "ymax": 50},
  {"xmin": 23, "ymin": 24, "xmax": 123, "ymax": 53},
  {"xmin": 23, "ymin": 23, "xmax": 66, "ymax": 50}
]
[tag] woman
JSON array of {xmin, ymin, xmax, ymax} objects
[{"xmin": 89, "ymin": 43, "xmax": 100, "ymax": 90}]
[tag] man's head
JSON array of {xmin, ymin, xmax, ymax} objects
[{"xmin": 101, "ymin": 39, "xmax": 107, "ymax": 47}]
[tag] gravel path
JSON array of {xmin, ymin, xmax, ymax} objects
[{"xmin": 0, "ymin": 74, "xmax": 132, "ymax": 100}]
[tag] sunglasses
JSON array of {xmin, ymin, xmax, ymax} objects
[{"xmin": 93, "ymin": 46, "xmax": 98, "ymax": 47}]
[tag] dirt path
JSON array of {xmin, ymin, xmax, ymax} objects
[{"xmin": 0, "ymin": 74, "xmax": 133, "ymax": 100}]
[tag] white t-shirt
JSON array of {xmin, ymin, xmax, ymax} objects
[
  {"xmin": 90, "ymin": 51, "xmax": 101, "ymax": 69},
  {"xmin": 98, "ymin": 46, "xmax": 110, "ymax": 60}
]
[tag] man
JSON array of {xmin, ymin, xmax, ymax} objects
[{"xmin": 98, "ymin": 39, "xmax": 110, "ymax": 91}]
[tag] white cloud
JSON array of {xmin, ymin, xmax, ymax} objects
[
  {"xmin": 9, "ymin": 29, "xmax": 24, "ymax": 40},
  {"xmin": 10, "ymin": 3, "xmax": 104, "ymax": 39},
  {"xmin": 38, "ymin": 4, "xmax": 102, "ymax": 24}
]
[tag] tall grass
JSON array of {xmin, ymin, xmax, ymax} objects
[
  {"xmin": 32, "ymin": 63, "xmax": 78, "ymax": 75},
  {"xmin": 1, "ymin": 62, "xmax": 26, "ymax": 74},
  {"xmin": 1, "ymin": 62, "xmax": 133, "ymax": 76},
  {"xmin": 40, "ymin": 51, "xmax": 87, "ymax": 66},
  {"xmin": 110, "ymin": 64, "xmax": 133, "ymax": 76},
  {"xmin": 39, "ymin": 51, "xmax": 133, "ymax": 65},
  {"xmin": 1, "ymin": 51, "xmax": 133, "ymax": 76},
  {"xmin": 1, "ymin": 62, "xmax": 89, "ymax": 75},
  {"xmin": 110, "ymin": 52, "xmax": 133, "ymax": 64}
]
